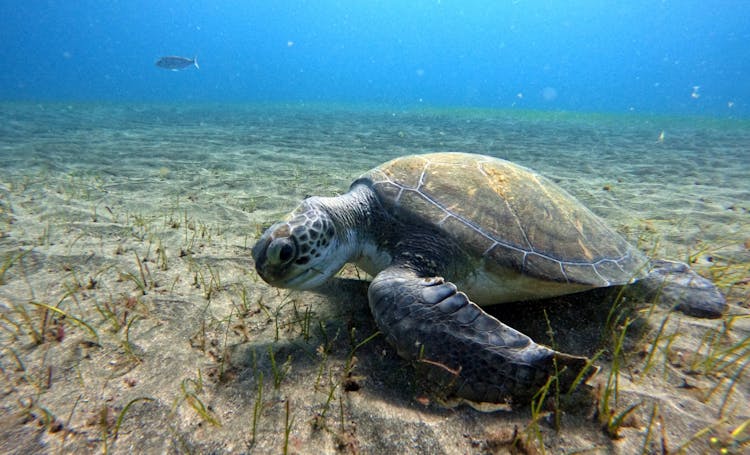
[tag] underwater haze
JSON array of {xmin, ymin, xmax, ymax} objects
[
  {"xmin": 2, "ymin": 2, "xmax": 750, "ymax": 454},
  {"xmin": 1, "ymin": 0, "xmax": 749, "ymax": 116}
]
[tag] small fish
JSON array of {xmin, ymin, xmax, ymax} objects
[
  {"xmin": 657, "ymin": 130, "xmax": 665, "ymax": 143},
  {"xmin": 156, "ymin": 56, "xmax": 199, "ymax": 71}
]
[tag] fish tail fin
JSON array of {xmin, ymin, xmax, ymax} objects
[{"xmin": 193, "ymin": 56, "xmax": 199, "ymax": 70}]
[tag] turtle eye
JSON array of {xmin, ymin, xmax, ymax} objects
[
  {"xmin": 268, "ymin": 239, "xmax": 296, "ymax": 265},
  {"xmin": 279, "ymin": 243, "xmax": 294, "ymax": 262}
]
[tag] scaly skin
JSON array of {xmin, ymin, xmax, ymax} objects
[
  {"xmin": 637, "ymin": 260, "xmax": 726, "ymax": 318},
  {"xmin": 368, "ymin": 266, "xmax": 591, "ymax": 403}
]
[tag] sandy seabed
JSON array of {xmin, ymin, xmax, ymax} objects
[{"xmin": 1, "ymin": 102, "xmax": 749, "ymax": 454}]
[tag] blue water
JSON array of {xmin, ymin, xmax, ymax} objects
[
  {"xmin": 2, "ymin": 4, "xmax": 750, "ymax": 453},
  {"xmin": 2, "ymin": 0, "xmax": 748, "ymax": 117}
]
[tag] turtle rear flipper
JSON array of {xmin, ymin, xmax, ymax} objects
[
  {"xmin": 368, "ymin": 266, "xmax": 593, "ymax": 404},
  {"xmin": 636, "ymin": 260, "xmax": 727, "ymax": 318}
]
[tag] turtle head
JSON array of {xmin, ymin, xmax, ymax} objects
[{"xmin": 252, "ymin": 198, "xmax": 351, "ymax": 289}]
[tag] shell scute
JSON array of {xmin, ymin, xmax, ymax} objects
[
  {"xmin": 361, "ymin": 152, "xmax": 647, "ymax": 286},
  {"xmin": 439, "ymin": 216, "xmax": 495, "ymax": 256}
]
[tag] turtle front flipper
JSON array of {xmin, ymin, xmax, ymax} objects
[{"xmin": 368, "ymin": 266, "xmax": 593, "ymax": 404}]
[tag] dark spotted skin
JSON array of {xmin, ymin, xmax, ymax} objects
[{"xmin": 253, "ymin": 204, "xmax": 336, "ymax": 286}]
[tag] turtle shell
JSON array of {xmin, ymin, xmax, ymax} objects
[{"xmin": 360, "ymin": 152, "xmax": 648, "ymax": 287}]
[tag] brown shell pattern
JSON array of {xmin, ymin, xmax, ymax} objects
[{"xmin": 361, "ymin": 152, "xmax": 648, "ymax": 286}]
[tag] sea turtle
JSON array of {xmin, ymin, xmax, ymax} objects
[{"xmin": 252, "ymin": 152, "xmax": 726, "ymax": 404}]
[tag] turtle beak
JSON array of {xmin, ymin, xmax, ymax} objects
[
  {"xmin": 251, "ymin": 234, "xmax": 270, "ymax": 264},
  {"xmin": 251, "ymin": 233, "xmax": 273, "ymax": 283},
  {"xmin": 253, "ymin": 224, "xmax": 288, "ymax": 284},
  {"xmin": 252, "ymin": 222, "xmax": 305, "ymax": 287}
]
